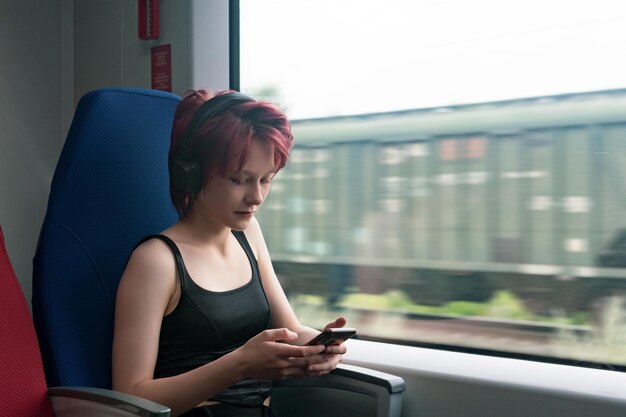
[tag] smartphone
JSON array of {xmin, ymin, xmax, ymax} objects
[{"xmin": 305, "ymin": 328, "xmax": 357, "ymax": 346}]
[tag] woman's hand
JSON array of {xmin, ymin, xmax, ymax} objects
[
  {"xmin": 305, "ymin": 316, "xmax": 349, "ymax": 375},
  {"xmin": 232, "ymin": 328, "xmax": 330, "ymax": 380}
]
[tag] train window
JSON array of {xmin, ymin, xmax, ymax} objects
[{"xmin": 233, "ymin": 0, "xmax": 626, "ymax": 370}]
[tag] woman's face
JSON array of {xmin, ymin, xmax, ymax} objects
[{"xmin": 193, "ymin": 139, "xmax": 276, "ymax": 231}]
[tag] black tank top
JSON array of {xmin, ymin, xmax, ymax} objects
[{"xmin": 139, "ymin": 231, "xmax": 273, "ymax": 407}]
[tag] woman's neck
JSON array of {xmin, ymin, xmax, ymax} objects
[{"xmin": 170, "ymin": 214, "xmax": 232, "ymax": 250}]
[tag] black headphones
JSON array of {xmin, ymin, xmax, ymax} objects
[{"xmin": 170, "ymin": 91, "xmax": 255, "ymax": 194}]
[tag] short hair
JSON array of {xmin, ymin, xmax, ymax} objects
[{"xmin": 168, "ymin": 89, "xmax": 294, "ymax": 215}]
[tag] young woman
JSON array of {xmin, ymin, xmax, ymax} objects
[{"xmin": 112, "ymin": 90, "xmax": 348, "ymax": 417}]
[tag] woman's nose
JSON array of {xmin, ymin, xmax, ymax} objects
[{"xmin": 246, "ymin": 182, "xmax": 265, "ymax": 205}]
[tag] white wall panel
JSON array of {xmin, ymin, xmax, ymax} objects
[{"xmin": 0, "ymin": 0, "xmax": 70, "ymax": 304}]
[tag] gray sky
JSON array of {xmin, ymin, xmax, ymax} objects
[{"xmin": 241, "ymin": 0, "xmax": 626, "ymax": 119}]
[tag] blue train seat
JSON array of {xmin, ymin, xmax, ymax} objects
[{"xmin": 32, "ymin": 87, "xmax": 180, "ymax": 389}]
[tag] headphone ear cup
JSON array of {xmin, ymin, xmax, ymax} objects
[{"xmin": 171, "ymin": 158, "xmax": 202, "ymax": 194}]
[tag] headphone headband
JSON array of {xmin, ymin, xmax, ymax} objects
[{"xmin": 179, "ymin": 91, "xmax": 255, "ymax": 159}]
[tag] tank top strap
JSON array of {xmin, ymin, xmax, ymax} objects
[
  {"xmin": 135, "ymin": 234, "xmax": 189, "ymax": 290},
  {"xmin": 231, "ymin": 230, "xmax": 258, "ymax": 270}
]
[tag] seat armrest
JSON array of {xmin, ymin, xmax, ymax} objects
[
  {"xmin": 272, "ymin": 363, "xmax": 405, "ymax": 417},
  {"xmin": 49, "ymin": 386, "xmax": 170, "ymax": 417},
  {"xmin": 329, "ymin": 363, "xmax": 406, "ymax": 393}
]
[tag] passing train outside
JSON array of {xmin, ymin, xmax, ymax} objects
[
  {"xmin": 264, "ymin": 89, "xmax": 626, "ymax": 304},
  {"xmin": 2, "ymin": 1, "xmax": 626, "ymax": 417},
  {"xmin": 257, "ymin": 88, "xmax": 626, "ymax": 371}
]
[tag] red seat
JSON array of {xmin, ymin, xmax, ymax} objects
[{"xmin": 0, "ymin": 226, "xmax": 55, "ymax": 417}]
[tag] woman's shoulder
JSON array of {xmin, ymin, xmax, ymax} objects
[
  {"xmin": 116, "ymin": 235, "xmax": 179, "ymax": 318},
  {"xmin": 123, "ymin": 235, "xmax": 178, "ymax": 286},
  {"xmin": 133, "ymin": 234, "xmax": 176, "ymax": 258},
  {"xmin": 242, "ymin": 217, "xmax": 263, "ymax": 243},
  {"xmin": 242, "ymin": 217, "xmax": 270, "ymax": 260}
]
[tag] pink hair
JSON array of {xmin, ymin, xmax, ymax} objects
[{"xmin": 168, "ymin": 89, "xmax": 294, "ymax": 215}]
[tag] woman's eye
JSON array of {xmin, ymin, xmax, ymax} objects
[
  {"xmin": 230, "ymin": 175, "xmax": 274, "ymax": 185},
  {"xmin": 263, "ymin": 174, "xmax": 277, "ymax": 184},
  {"xmin": 230, "ymin": 178, "xmax": 246, "ymax": 185}
]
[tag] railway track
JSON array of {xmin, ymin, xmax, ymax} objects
[{"xmin": 332, "ymin": 307, "xmax": 594, "ymax": 357}]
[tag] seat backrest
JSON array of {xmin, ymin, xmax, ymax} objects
[
  {"xmin": 33, "ymin": 87, "xmax": 180, "ymax": 389},
  {"xmin": 0, "ymin": 226, "xmax": 54, "ymax": 417}
]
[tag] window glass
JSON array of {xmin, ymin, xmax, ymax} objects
[{"xmin": 238, "ymin": 0, "xmax": 626, "ymax": 369}]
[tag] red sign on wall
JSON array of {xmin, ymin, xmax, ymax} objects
[{"xmin": 151, "ymin": 44, "xmax": 171, "ymax": 92}]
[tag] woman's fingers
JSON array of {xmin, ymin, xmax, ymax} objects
[
  {"xmin": 323, "ymin": 316, "xmax": 348, "ymax": 330},
  {"xmin": 306, "ymin": 354, "xmax": 343, "ymax": 373}
]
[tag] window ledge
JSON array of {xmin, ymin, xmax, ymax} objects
[{"xmin": 343, "ymin": 339, "xmax": 626, "ymax": 404}]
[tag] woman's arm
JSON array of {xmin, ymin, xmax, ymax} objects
[
  {"xmin": 245, "ymin": 218, "xmax": 348, "ymax": 367},
  {"xmin": 112, "ymin": 238, "xmax": 327, "ymax": 416},
  {"xmin": 112, "ymin": 239, "xmax": 238, "ymax": 415}
]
